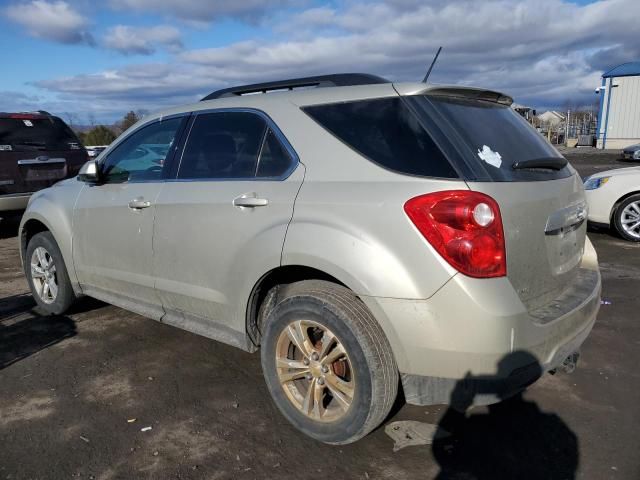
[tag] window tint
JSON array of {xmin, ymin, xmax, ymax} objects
[
  {"xmin": 0, "ymin": 116, "xmax": 81, "ymax": 152},
  {"xmin": 303, "ymin": 98, "xmax": 457, "ymax": 178},
  {"xmin": 414, "ymin": 95, "xmax": 571, "ymax": 181},
  {"xmin": 178, "ymin": 112, "xmax": 266, "ymax": 179},
  {"xmin": 101, "ymin": 118, "xmax": 182, "ymax": 183},
  {"xmin": 256, "ymin": 129, "xmax": 292, "ymax": 177}
]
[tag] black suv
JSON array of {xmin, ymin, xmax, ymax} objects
[{"xmin": 0, "ymin": 112, "xmax": 87, "ymax": 216}]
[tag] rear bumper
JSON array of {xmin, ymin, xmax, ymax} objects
[
  {"xmin": 0, "ymin": 193, "xmax": 31, "ymax": 212},
  {"xmin": 361, "ymin": 245, "xmax": 601, "ymax": 406}
]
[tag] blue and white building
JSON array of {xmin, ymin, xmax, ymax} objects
[{"xmin": 596, "ymin": 62, "xmax": 640, "ymax": 150}]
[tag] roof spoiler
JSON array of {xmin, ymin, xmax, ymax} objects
[
  {"xmin": 201, "ymin": 73, "xmax": 389, "ymax": 101},
  {"xmin": 394, "ymin": 84, "xmax": 513, "ymax": 106},
  {"xmin": 422, "ymin": 86, "xmax": 513, "ymax": 106}
]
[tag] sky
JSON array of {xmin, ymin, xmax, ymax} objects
[{"xmin": 0, "ymin": 0, "xmax": 638, "ymax": 124}]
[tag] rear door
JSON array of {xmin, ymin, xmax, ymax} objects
[
  {"xmin": 152, "ymin": 110, "xmax": 302, "ymax": 334},
  {"xmin": 0, "ymin": 115, "xmax": 87, "ymax": 196},
  {"xmin": 73, "ymin": 116, "xmax": 187, "ymax": 316}
]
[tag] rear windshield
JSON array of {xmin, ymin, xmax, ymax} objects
[
  {"xmin": 406, "ymin": 95, "xmax": 571, "ymax": 181},
  {"xmin": 0, "ymin": 116, "xmax": 81, "ymax": 152},
  {"xmin": 303, "ymin": 97, "xmax": 459, "ymax": 178}
]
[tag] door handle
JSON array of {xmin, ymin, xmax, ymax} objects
[
  {"xmin": 128, "ymin": 198, "xmax": 151, "ymax": 209},
  {"xmin": 233, "ymin": 194, "xmax": 268, "ymax": 208}
]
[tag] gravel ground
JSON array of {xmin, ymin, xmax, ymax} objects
[{"xmin": 0, "ymin": 151, "xmax": 639, "ymax": 480}]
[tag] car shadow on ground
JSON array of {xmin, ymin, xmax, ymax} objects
[
  {"xmin": 0, "ymin": 213, "xmax": 22, "ymax": 239},
  {"xmin": 0, "ymin": 293, "xmax": 103, "ymax": 370},
  {"xmin": 431, "ymin": 351, "xmax": 578, "ymax": 480}
]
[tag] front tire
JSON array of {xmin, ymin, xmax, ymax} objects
[
  {"xmin": 613, "ymin": 194, "xmax": 640, "ymax": 242},
  {"xmin": 260, "ymin": 280, "xmax": 398, "ymax": 444},
  {"xmin": 25, "ymin": 231, "xmax": 76, "ymax": 314}
]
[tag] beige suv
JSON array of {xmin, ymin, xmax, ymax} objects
[{"xmin": 20, "ymin": 74, "xmax": 601, "ymax": 444}]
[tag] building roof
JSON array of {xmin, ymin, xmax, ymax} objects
[
  {"xmin": 603, "ymin": 61, "xmax": 640, "ymax": 78},
  {"xmin": 539, "ymin": 110, "xmax": 565, "ymax": 121}
]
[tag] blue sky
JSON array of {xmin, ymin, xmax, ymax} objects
[{"xmin": 0, "ymin": 0, "xmax": 637, "ymax": 124}]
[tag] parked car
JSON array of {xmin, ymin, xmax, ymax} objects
[
  {"xmin": 0, "ymin": 111, "xmax": 87, "ymax": 215},
  {"xmin": 621, "ymin": 143, "xmax": 640, "ymax": 161},
  {"xmin": 85, "ymin": 145, "xmax": 109, "ymax": 158},
  {"xmin": 584, "ymin": 166, "xmax": 640, "ymax": 241},
  {"xmin": 19, "ymin": 73, "xmax": 601, "ymax": 444}
]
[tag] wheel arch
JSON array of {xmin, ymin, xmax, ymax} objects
[
  {"xmin": 20, "ymin": 218, "xmax": 50, "ymax": 262},
  {"xmin": 245, "ymin": 264, "xmax": 407, "ymax": 371},
  {"xmin": 245, "ymin": 265, "xmax": 347, "ymax": 347},
  {"xmin": 19, "ymin": 197, "xmax": 80, "ymax": 293}
]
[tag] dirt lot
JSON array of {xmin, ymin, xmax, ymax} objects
[{"xmin": 1, "ymin": 150, "xmax": 639, "ymax": 480}]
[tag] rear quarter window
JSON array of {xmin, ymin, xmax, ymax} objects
[{"xmin": 303, "ymin": 98, "xmax": 458, "ymax": 179}]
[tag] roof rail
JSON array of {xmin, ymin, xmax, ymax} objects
[{"xmin": 201, "ymin": 73, "xmax": 389, "ymax": 101}]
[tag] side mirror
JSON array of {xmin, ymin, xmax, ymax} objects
[{"xmin": 78, "ymin": 160, "xmax": 99, "ymax": 183}]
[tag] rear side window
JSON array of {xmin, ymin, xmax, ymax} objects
[
  {"xmin": 0, "ymin": 116, "xmax": 80, "ymax": 152},
  {"xmin": 178, "ymin": 112, "xmax": 266, "ymax": 179},
  {"xmin": 303, "ymin": 98, "xmax": 458, "ymax": 178}
]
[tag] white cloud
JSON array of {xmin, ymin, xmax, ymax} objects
[
  {"xmin": 4, "ymin": 0, "xmax": 94, "ymax": 45},
  {"xmin": 108, "ymin": 0, "xmax": 302, "ymax": 23},
  {"xmin": 103, "ymin": 25, "xmax": 183, "ymax": 55},
  {"xmin": 31, "ymin": 0, "xmax": 640, "ymax": 119}
]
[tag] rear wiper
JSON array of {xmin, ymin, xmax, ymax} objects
[{"xmin": 512, "ymin": 157, "xmax": 568, "ymax": 171}]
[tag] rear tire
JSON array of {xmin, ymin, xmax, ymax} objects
[
  {"xmin": 613, "ymin": 194, "xmax": 640, "ymax": 242},
  {"xmin": 25, "ymin": 231, "xmax": 76, "ymax": 314},
  {"xmin": 260, "ymin": 280, "xmax": 398, "ymax": 444}
]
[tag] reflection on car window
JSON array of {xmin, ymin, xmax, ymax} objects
[
  {"xmin": 178, "ymin": 112, "xmax": 266, "ymax": 180},
  {"xmin": 101, "ymin": 118, "xmax": 182, "ymax": 183},
  {"xmin": 256, "ymin": 129, "xmax": 292, "ymax": 177},
  {"xmin": 303, "ymin": 98, "xmax": 458, "ymax": 178}
]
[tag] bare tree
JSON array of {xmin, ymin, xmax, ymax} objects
[{"xmin": 64, "ymin": 112, "xmax": 78, "ymax": 129}]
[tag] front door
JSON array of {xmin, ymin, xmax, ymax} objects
[{"xmin": 73, "ymin": 116, "xmax": 186, "ymax": 318}]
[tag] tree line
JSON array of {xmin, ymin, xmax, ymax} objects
[{"xmin": 73, "ymin": 111, "xmax": 142, "ymax": 146}]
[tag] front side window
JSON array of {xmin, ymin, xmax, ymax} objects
[
  {"xmin": 101, "ymin": 118, "xmax": 182, "ymax": 183},
  {"xmin": 178, "ymin": 112, "xmax": 267, "ymax": 179}
]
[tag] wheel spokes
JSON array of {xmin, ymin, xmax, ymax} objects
[
  {"xmin": 48, "ymin": 279, "xmax": 58, "ymax": 299},
  {"xmin": 35, "ymin": 247, "xmax": 48, "ymax": 268},
  {"xmin": 324, "ymin": 372, "xmax": 354, "ymax": 410},
  {"xmin": 31, "ymin": 265, "xmax": 46, "ymax": 278},
  {"xmin": 318, "ymin": 330, "xmax": 336, "ymax": 358},
  {"xmin": 286, "ymin": 321, "xmax": 313, "ymax": 358},
  {"xmin": 275, "ymin": 320, "xmax": 354, "ymax": 422},
  {"xmin": 321, "ymin": 343, "xmax": 346, "ymax": 366}
]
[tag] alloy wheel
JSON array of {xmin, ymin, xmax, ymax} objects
[
  {"xmin": 275, "ymin": 319, "xmax": 355, "ymax": 422},
  {"xmin": 30, "ymin": 246, "xmax": 58, "ymax": 304},
  {"xmin": 620, "ymin": 201, "xmax": 640, "ymax": 240}
]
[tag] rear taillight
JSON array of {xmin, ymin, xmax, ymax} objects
[{"xmin": 404, "ymin": 190, "xmax": 506, "ymax": 278}]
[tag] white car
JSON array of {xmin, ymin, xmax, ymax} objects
[
  {"xmin": 85, "ymin": 145, "xmax": 109, "ymax": 158},
  {"xmin": 584, "ymin": 166, "xmax": 640, "ymax": 241}
]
